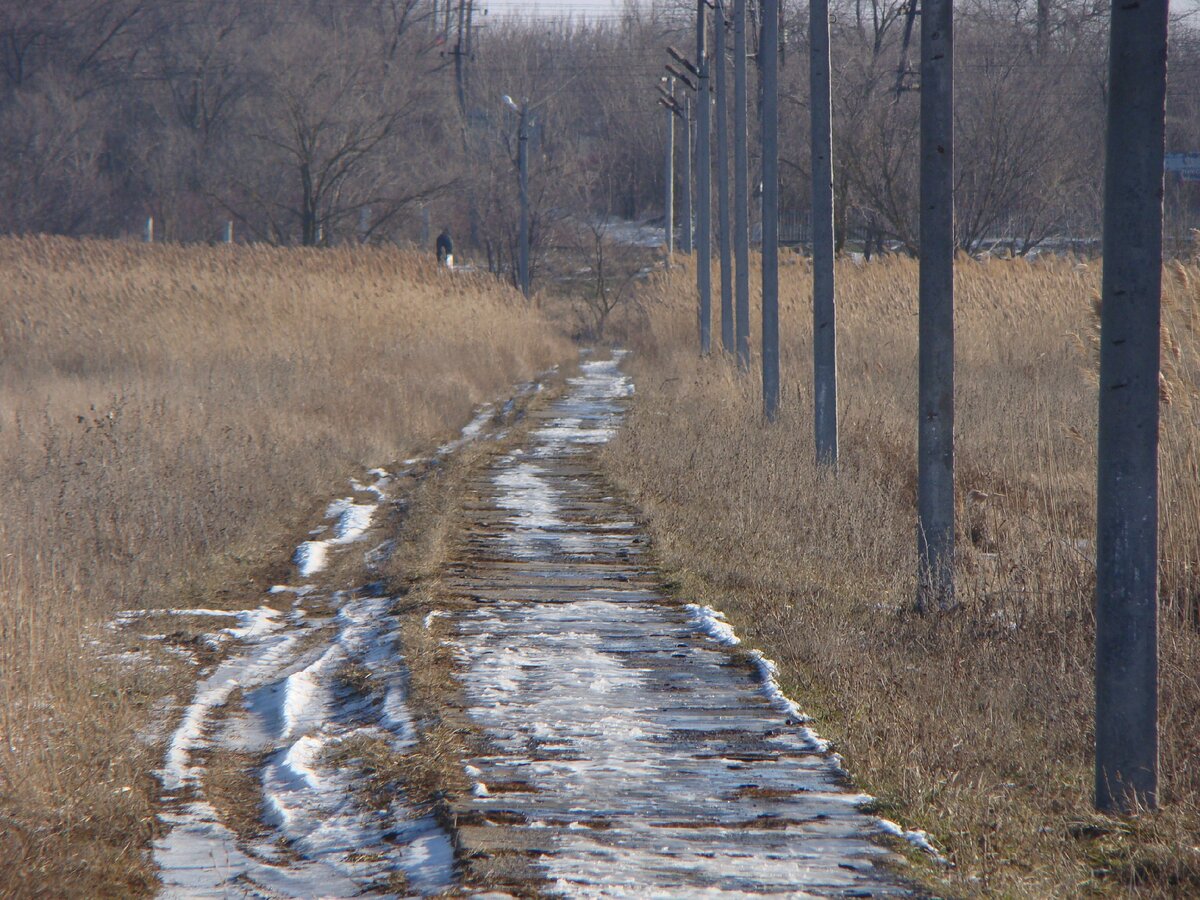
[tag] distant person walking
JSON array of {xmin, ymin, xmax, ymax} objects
[{"xmin": 436, "ymin": 227, "xmax": 454, "ymax": 267}]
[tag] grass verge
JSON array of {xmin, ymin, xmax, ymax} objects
[
  {"xmin": 0, "ymin": 236, "xmax": 571, "ymax": 897},
  {"xmin": 604, "ymin": 253, "xmax": 1200, "ymax": 898}
]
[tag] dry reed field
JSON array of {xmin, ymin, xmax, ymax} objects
[
  {"xmin": 0, "ymin": 237, "xmax": 571, "ymax": 896},
  {"xmin": 606, "ymin": 253, "xmax": 1200, "ymax": 897}
]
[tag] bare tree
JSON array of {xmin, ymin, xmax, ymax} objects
[
  {"xmin": 0, "ymin": 0, "xmax": 1197, "ymax": 258},
  {"xmin": 232, "ymin": 21, "xmax": 450, "ymax": 245},
  {"xmin": 568, "ymin": 213, "xmax": 647, "ymax": 338}
]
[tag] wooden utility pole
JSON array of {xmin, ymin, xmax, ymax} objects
[
  {"xmin": 917, "ymin": 0, "xmax": 955, "ymax": 611},
  {"xmin": 761, "ymin": 0, "xmax": 779, "ymax": 420},
  {"xmin": 1094, "ymin": 0, "xmax": 1167, "ymax": 815},
  {"xmin": 810, "ymin": 0, "xmax": 837, "ymax": 465},
  {"xmin": 733, "ymin": 0, "xmax": 751, "ymax": 371},
  {"xmin": 715, "ymin": 1, "xmax": 734, "ymax": 354}
]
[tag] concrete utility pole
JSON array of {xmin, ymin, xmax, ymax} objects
[
  {"xmin": 504, "ymin": 95, "xmax": 531, "ymax": 298},
  {"xmin": 518, "ymin": 105, "xmax": 530, "ymax": 297},
  {"xmin": 665, "ymin": 78, "xmax": 676, "ymax": 257},
  {"xmin": 454, "ymin": 0, "xmax": 469, "ymax": 116},
  {"xmin": 682, "ymin": 96, "xmax": 694, "ymax": 254},
  {"xmin": 715, "ymin": 1, "xmax": 734, "ymax": 354},
  {"xmin": 225, "ymin": 220, "xmax": 234, "ymax": 244},
  {"xmin": 733, "ymin": 0, "xmax": 751, "ymax": 370},
  {"xmin": 667, "ymin": 56, "xmax": 698, "ymax": 256},
  {"xmin": 144, "ymin": 216, "xmax": 155, "ymax": 243},
  {"xmin": 916, "ymin": 0, "xmax": 955, "ymax": 611},
  {"xmin": 1094, "ymin": 0, "xmax": 1168, "ymax": 815},
  {"xmin": 761, "ymin": 0, "xmax": 779, "ymax": 420},
  {"xmin": 659, "ymin": 79, "xmax": 691, "ymax": 260},
  {"xmin": 696, "ymin": 0, "xmax": 712, "ymax": 354},
  {"xmin": 810, "ymin": 0, "xmax": 837, "ymax": 465}
]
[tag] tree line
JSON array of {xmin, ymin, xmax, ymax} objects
[{"xmin": 1, "ymin": 0, "xmax": 1198, "ymax": 264}]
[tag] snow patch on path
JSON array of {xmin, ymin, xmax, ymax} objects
[
  {"xmin": 685, "ymin": 603, "xmax": 817, "ymax": 729},
  {"xmin": 145, "ymin": 589, "xmax": 454, "ymax": 897},
  {"xmin": 686, "ymin": 603, "xmax": 947, "ymax": 863},
  {"xmin": 448, "ymin": 352, "xmax": 923, "ymax": 895},
  {"xmin": 324, "ymin": 498, "xmax": 376, "ymax": 543},
  {"xmin": 293, "ymin": 540, "xmax": 329, "ymax": 578},
  {"xmin": 114, "ymin": 384, "xmax": 561, "ymax": 896},
  {"xmin": 118, "ymin": 447, "xmax": 483, "ymax": 895},
  {"xmin": 291, "ymin": 469, "xmax": 389, "ymax": 579},
  {"xmin": 158, "ymin": 608, "xmax": 292, "ymax": 793}
]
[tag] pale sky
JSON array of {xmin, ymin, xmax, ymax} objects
[
  {"xmin": 478, "ymin": 0, "xmax": 1200, "ymax": 28},
  {"xmin": 481, "ymin": 0, "xmax": 641, "ymax": 20}
]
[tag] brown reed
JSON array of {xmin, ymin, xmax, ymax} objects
[
  {"xmin": 0, "ymin": 236, "xmax": 571, "ymax": 897},
  {"xmin": 607, "ymin": 251, "xmax": 1200, "ymax": 897}
]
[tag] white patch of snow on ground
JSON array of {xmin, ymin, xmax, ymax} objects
[
  {"xmin": 147, "ymin": 590, "xmax": 453, "ymax": 897},
  {"xmin": 328, "ymin": 500, "xmax": 375, "ymax": 544},
  {"xmin": 351, "ymin": 469, "xmax": 390, "ymax": 499},
  {"xmin": 878, "ymin": 817, "xmax": 950, "ymax": 864},
  {"xmin": 157, "ymin": 607, "xmax": 292, "ymax": 794},
  {"xmin": 684, "ymin": 603, "xmax": 740, "ymax": 646},
  {"xmin": 155, "ymin": 801, "xmax": 366, "ymax": 899},
  {"xmin": 686, "ymin": 602, "xmax": 947, "ymax": 862},
  {"xmin": 294, "ymin": 540, "xmax": 329, "ymax": 578},
  {"xmin": 269, "ymin": 584, "xmax": 315, "ymax": 597},
  {"xmin": 685, "ymin": 604, "xmax": 817, "ymax": 732},
  {"xmin": 280, "ymin": 644, "xmax": 344, "ymax": 741},
  {"xmin": 746, "ymin": 650, "xmax": 821, "ymax": 732},
  {"xmin": 493, "ymin": 460, "xmax": 567, "ymax": 559},
  {"xmin": 438, "ymin": 403, "xmax": 494, "ymax": 455},
  {"xmin": 291, "ymin": 470, "xmax": 389, "ymax": 579}
]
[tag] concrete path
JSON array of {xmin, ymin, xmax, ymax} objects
[{"xmin": 443, "ymin": 354, "xmax": 916, "ymax": 898}]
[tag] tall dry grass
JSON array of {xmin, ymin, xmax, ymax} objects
[
  {"xmin": 0, "ymin": 236, "xmax": 571, "ymax": 896},
  {"xmin": 607, "ymin": 252, "xmax": 1200, "ymax": 897}
]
